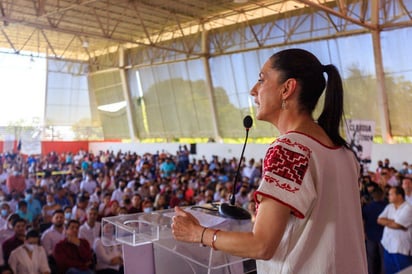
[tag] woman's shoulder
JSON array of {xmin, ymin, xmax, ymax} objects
[{"xmin": 279, "ymin": 131, "xmax": 340, "ymax": 150}]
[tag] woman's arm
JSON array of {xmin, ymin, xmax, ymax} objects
[{"xmin": 172, "ymin": 196, "xmax": 290, "ymax": 260}]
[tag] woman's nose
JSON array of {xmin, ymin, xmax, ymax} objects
[{"xmin": 250, "ymin": 83, "xmax": 258, "ymax": 96}]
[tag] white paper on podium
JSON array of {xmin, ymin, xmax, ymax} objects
[{"xmin": 164, "ymin": 208, "xmax": 227, "ymax": 227}]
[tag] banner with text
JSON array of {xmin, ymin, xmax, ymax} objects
[{"xmin": 345, "ymin": 120, "xmax": 375, "ymax": 169}]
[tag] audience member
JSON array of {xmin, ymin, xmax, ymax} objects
[
  {"xmin": 401, "ymin": 177, "xmax": 412, "ymax": 204},
  {"xmin": 142, "ymin": 199, "xmax": 154, "ymax": 213},
  {"xmin": 94, "ymin": 224, "xmax": 123, "ymax": 274},
  {"xmin": 41, "ymin": 209, "xmax": 65, "ymax": 257},
  {"xmin": 363, "ymin": 187, "xmax": 387, "ymax": 274},
  {"xmin": 0, "ymin": 166, "xmax": 8, "ymax": 196},
  {"xmin": 63, "ymin": 206, "xmax": 73, "ymax": 225},
  {"xmin": 169, "ymin": 189, "xmax": 187, "ymax": 208},
  {"xmin": 153, "ymin": 193, "xmax": 168, "ymax": 211},
  {"xmin": 98, "ymin": 194, "xmax": 112, "ymax": 220},
  {"xmin": 39, "ymin": 171, "xmax": 54, "ymax": 193},
  {"xmin": 80, "ymin": 172, "xmax": 97, "ymax": 195},
  {"xmin": 16, "ymin": 200, "xmax": 33, "ymax": 224},
  {"xmin": 106, "ymin": 200, "xmax": 120, "ymax": 217},
  {"xmin": 378, "ymin": 186, "xmax": 412, "ymax": 274},
  {"xmin": 7, "ymin": 193, "xmax": 20, "ymax": 216},
  {"xmin": 89, "ymin": 186, "xmax": 102, "ymax": 209},
  {"xmin": 160, "ymin": 157, "xmax": 175, "ymax": 179},
  {"xmin": 399, "ymin": 162, "xmax": 409, "ymax": 176},
  {"xmin": 8, "ymin": 229, "xmax": 50, "ymax": 274},
  {"xmin": 79, "ymin": 207, "xmax": 100, "ymax": 248},
  {"xmin": 42, "ymin": 193, "xmax": 61, "ymax": 224},
  {"xmin": 63, "ymin": 175, "xmax": 81, "ymax": 199},
  {"xmin": 234, "ymin": 182, "xmax": 250, "ymax": 208},
  {"xmin": 2, "ymin": 218, "xmax": 26, "ymax": 264},
  {"xmin": 25, "ymin": 188, "xmax": 42, "ymax": 222},
  {"xmin": 6, "ymin": 166, "xmax": 25, "ymax": 196},
  {"xmin": 54, "ymin": 186, "xmax": 71, "ymax": 209},
  {"xmin": 110, "ymin": 179, "xmax": 126, "ymax": 205},
  {"xmin": 242, "ymin": 158, "xmax": 260, "ymax": 185},
  {"xmin": 71, "ymin": 193, "xmax": 88, "ymax": 223},
  {"xmin": 53, "ymin": 220, "xmax": 94, "ymax": 274},
  {"xmin": 0, "ymin": 214, "xmax": 20, "ymax": 245},
  {"xmin": 128, "ymin": 193, "xmax": 142, "ymax": 213},
  {"xmin": 0, "ymin": 203, "xmax": 11, "ymax": 229},
  {"xmin": 0, "ymin": 214, "xmax": 19, "ymax": 268}
]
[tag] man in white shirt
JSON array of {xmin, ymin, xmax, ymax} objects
[
  {"xmin": 378, "ymin": 186, "xmax": 412, "ymax": 274},
  {"xmin": 401, "ymin": 177, "xmax": 412, "ymax": 205},
  {"xmin": 93, "ymin": 223, "xmax": 123, "ymax": 273},
  {"xmin": 80, "ymin": 172, "xmax": 97, "ymax": 195},
  {"xmin": 40, "ymin": 209, "xmax": 65, "ymax": 257},
  {"xmin": 111, "ymin": 179, "xmax": 126, "ymax": 204},
  {"xmin": 8, "ymin": 229, "xmax": 50, "ymax": 274},
  {"xmin": 79, "ymin": 207, "xmax": 100, "ymax": 248},
  {"xmin": 71, "ymin": 193, "xmax": 89, "ymax": 224},
  {"xmin": 39, "ymin": 171, "xmax": 54, "ymax": 193}
]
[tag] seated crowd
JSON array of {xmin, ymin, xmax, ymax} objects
[
  {"xmin": 0, "ymin": 147, "xmax": 261, "ymax": 274},
  {"xmin": 360, "ymin": 158, "xmax": 412, "ymax": 274},
  {"xmin": 0, "ymin": 148, "xmax": 411, "ymax": 274}
]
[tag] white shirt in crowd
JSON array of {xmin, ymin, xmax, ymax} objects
[
  {"xmin": 63, "ymin": 178, "xmax": 80, "ymax": 194},
  {"xmin": 40, "ymin": 178, "xmax": 54, "ymax": 191},
  {"xmin": 0, "ymin": 216, "xmax": 7, "ymax": 230},
  {"xmin": 40, "ymin": 225, "xmax": 65, "ymax": 256},
  {"xmin": 79, "ymin": 221, "xmax": 101, "ymax": 248},
  {"xmin": 379, "ymin": 201, "xmax": 412, "ymax": 255},
  {"xmin": 405, "ymin": 193, "xmax": 412, "ymax": 205},
  {"xmin": 8, "ymin": 244, "xmax": 51, "ymax": 274},
  {"xmin": 111, "ymin": 188, "xmax": 124, "ymax": 204},
  {"xmin": 72, "ymin": 205, "xmax": 87, "ymax": 223},
  {"xmin": 93, "ymin": 238, "xmax": 123, "ymax": 271},
  {"xmin": 80, "ymin": 178, "xmax": 97, "ymax": 195}
]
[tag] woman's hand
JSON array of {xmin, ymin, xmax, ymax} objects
[{"xmin": 171, "ymin": 206, "xmax": 203, "ymax": 243}]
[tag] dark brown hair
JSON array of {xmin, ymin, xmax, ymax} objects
[{"xmin": 270, "ymin": 48, "xmax": 347, "ymax": 147}]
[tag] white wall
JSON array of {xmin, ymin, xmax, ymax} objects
[
  {"xmin": 89, "ymin": 142, "xmax": 412, "ymax": 173},
  {"xmin": 89, "ymin": 142, "xmax": 268, "ymax": 161},
  {"xmin": 369, "ymin": 144, "xmax": 412, "ymax": 171}
]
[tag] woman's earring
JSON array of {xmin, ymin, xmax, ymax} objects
[{"xmin": 281, "ymin": 100, "xmax": 287, "ymax": 110}]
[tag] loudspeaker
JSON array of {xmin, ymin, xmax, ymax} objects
[{"xmin": 190, "ymin": 143, "xmax": 197, "ymax": 154}]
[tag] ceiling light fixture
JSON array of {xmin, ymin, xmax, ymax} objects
[{"xmin": 82, "ymin": 39, "xmax": 89, "ymax": 49}]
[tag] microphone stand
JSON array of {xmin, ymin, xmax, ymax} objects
[{"xmin": 218, "ymin": 122, "xmax": 251, "ymax": 220}]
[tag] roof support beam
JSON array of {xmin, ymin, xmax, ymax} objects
[
  {"xmin": 0, "ymin": 0, "xmax": 8, "ymax": 26},
  {"xmin": 370, "ymin": 0, "xmax": 392, "ymax": 143},
  {"xmin": 297, "ymin": 0, "xmax": 377, "ymax": 30},
  {"xmin": 201, "ymin": 30, "xmax": 222, "ymax": 143},
  {"xmin": 40, "ymin": 29, "xmax": 58, "ymax": 57},
  {"xmin": 119, "ymin": 47, "xmax": 139, "ymax": 141},
  {"xmin": 32, "ymin": 0, "xmax": 46, "ymax": 16},
  {"xmin": 0, "ymin": 28, "xmax": 16, "ymax": 51},
  {"xmin": 0, "ymin": 15, "xmax": 193, "ymax": 56},
  {"xmin": 336, "ymin": 0, "xmax": 347, "ymax": 16}
]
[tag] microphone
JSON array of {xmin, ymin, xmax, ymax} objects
[{"xmin": 218, "ymin": 115, "xmax": 253, "ymax": 220}]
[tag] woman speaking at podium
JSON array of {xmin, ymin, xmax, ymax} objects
[{"xmin": 172, "ymin": 48, "xmax": 367, "ymax": 274}]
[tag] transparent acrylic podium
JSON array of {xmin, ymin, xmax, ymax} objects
[{"xmin": 101, "ymin": 207, "xmax": 253, "ymax": 274}]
